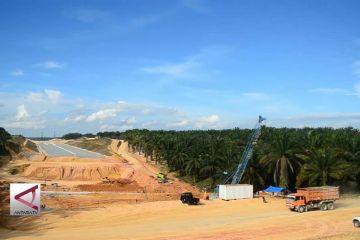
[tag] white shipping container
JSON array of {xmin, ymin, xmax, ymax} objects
[{"xmin": 219, "ymin": 184, "xmax": 253, "ymax": 200}]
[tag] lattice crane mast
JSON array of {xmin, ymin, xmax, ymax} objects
[{"xmin": 226, "ymin": 115, "xmax": 266, "ymax": 184}]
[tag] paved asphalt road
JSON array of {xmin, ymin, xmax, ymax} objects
[{"xmin": 37, "ymin": 142, "xmax": 105, "ymax": 159}]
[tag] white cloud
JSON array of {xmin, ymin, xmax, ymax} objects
[
  {"xmin": 168, "ymin": 119, "xmax": 189, "ymax": 127},
  {"xmin": 267, "ymin": 113, "xmax": 360, "ymax": 128},
  {"xmin": 100, "ymin": 124, "xmax": 133, "ymax": 131},
  {"xmin": 11, "ymin": 69, "xmax": 24, "ymax": 76},
  {"xmin": 206, "ymin": 114, "xmax": 220, "ymax": 124},
  {"xmin": 99, "ymin": 117, "xmax": 136, "ymax": 131},
  {"xmin": 308, "ymin": 88, "xmax": 351, "ymax": 94},
  {"xmin": 27, "ymin": 92, "xmax": 44, "ymax": 102},
  {"xmin": 3, "ymin": 119, "xmax": 46, "ymax": 129},
  {"xmin": 124, "ymin": 116, "xmax": 136, "ymax": 125},
  {"xmin": 2, "ymin": 104, "xmax": 46, "ymax": 129},
  {"xmin": 309, "ymin": 85, "xmax": 360, "ymax": 97},
  {"xmin": 35, "ymin": 61, "xmax": 64, "ymax": 69},
  {"xmin": 86, "ymin": 108, "xmax": 119, "ymax": 122},
  {"xmin": 140, "ymin": 47, "xmax": 230, "ymax": 79},
  {"xmin": 45, "ymin": 89, "xmax": 62, "ymax": 103},
  {"xmin": 141, "ymin": 59, "xmax": 198, "ymax": 78},
  {"xmin": 26, "ymin": 89, "xmax": 62, "ymax": 103},
  {"xmin": 195, "ymin": 114, "xmax": 221, "ymax": 129},
  {"xmin": 15, "ymin": 105, "xmax": 29, "ymax": 121},
  {"xmin": 64, "ymin": 114, "xmax": 87, "ymax": 123}
]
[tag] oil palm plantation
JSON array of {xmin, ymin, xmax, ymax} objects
[
  {"xmin": 95, "ymin": 126, "xmax": 360, "ymax": 190},
  {"xmin": 261, "ymin": 131, "xmax": 303, "ymax": 188},
  {"xmin": 296, "ymin": 148, "xmax": 349, "ymax": 187}
]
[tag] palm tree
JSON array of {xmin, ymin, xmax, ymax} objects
[
  {"xmin": 185, "ymin": 155, "xmax": 202, "ymax": 183},
  {"xmin": 296, "ymin": 148, "xmax": 349, "ymax": 187},
  {"xmin": 302, "ymin": 130, "xmax": 324, "ymax": 152},
  {"xmin": 199, "ymin": 136, "xmax": 225, "ymax": 188},
  {"xmin": 261, "ymin": 131, "xmax": 303, "ymax": 188}
]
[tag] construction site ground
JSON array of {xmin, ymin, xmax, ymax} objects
[
  {"xmin": 1, "ymin": 196, "xmax": 360, "ymax": 240},
  {"xmin": 1, "ymin": 139, "xmax": 359, "ymax": 240}
]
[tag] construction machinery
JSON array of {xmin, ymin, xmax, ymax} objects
[
  {"xmin": 286, "ymin": 186, "xmax": 339, "ymax": 213},
  {"xmin": 156, "ymin": 172, "xmax": 168, "ymax": 183},
  {"xmin": 353, "ymin": 216, "xmax": 360, "ymax": 228},
  {"xmin": 102, "ymin": 177, "xmax": 113, "ymax": 184},
  {"xmin": 180, "ymin": 192, "xmax": 200, "ymax": 205},
  {"xmin": 224, "ymin": 115, "xmax": 266, "ymax": 184}
]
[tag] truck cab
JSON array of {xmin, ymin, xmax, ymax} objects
[{"xmin": 286, "ymin": 194, "xmax": 306, "ymax": 211}]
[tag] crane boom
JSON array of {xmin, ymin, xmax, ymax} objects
[{"xmin": 229, "ymin": 115, "xmax": 266, "ymax": 184}]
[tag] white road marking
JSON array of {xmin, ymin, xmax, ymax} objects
[
  {"xmin": 37, "ymin": 143, "xmax": 48, "ymax": 155},
  {"xmin": 50, "ymin": 143, "xmax": 75, "ymax": 155},
  {"xmin": 35, "ymin": 142, "xmax": 104, "ymax": 158},
  {"xmin": 63, "ymin": 144, "xmax": 104, "ymax": 157}
]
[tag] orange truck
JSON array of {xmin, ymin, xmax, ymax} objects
[{"xmin": 286, "ymin": 186, "xmax": 339, "ymax": 213}]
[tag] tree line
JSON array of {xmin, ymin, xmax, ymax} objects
[
  {"xmin": 0, "ymin": 127, "xmax": 12, "ymax": 156},
  {"xmin": 114, "ymin": 127, "xmax": 360, "ymax": 192},
  {"xmin": 62, "ymin": 132, "xmax": 96, "ymax": 139}
]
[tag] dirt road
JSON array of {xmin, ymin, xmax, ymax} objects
[{"xmin": 1, "ymin": 197, "xmax": 359, "ymax": 240}]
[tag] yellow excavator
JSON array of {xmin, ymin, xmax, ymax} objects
[{"xmin": 156, "ymin": 172, "xmax": 168, "ymax": 183}]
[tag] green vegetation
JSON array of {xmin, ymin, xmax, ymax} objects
[
  {"xmin": 5, "ymin": 136, "xmax": 25, "ymax": 154},
  {"xmin": 67, "ymin": 137, "xmax": 112, "ymax": 156},
  {"xmin": 113, "ymin": 127, "xmax": 360, "ymax": 192},
  {"xmin": 62, "ymin": 133, "xmax": 96, "ymax": 139},
  {"xmin": 0, "ymin": 128, "xmax": 25, "ymax": 167},
  {"xmin": 96, "ymin": 131, "xmax": 123, "ymax": 139},
  {"xmin": 0, "ymin": 127, "xmax": 11, "ymax": 156},
  {"xmin": 25, "ymin": 140, "xmax": 39, "ymax": 152},
  {"xmin": 62, "ymin": 133, "xmax": 84, "ymax": 139}
]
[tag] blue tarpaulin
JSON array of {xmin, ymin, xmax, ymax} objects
[{"xmin": 264, "ymin": 186, "xmax": 285, "ymax": 193}]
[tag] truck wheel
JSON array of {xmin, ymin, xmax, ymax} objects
[
  {"xmin": 298, "ymin": 206, "xmax": 305, "ymax": 213},
  {"xmin": 327, "ymin": 203, "xmax": 334, "ymax": 210},
  {"xmin": 354, "ymin": 220, "xmax": 360, "ymax": 228},
  {"xmin": 321, "ymin": 203, "xmax": 328, "ymax": 211}
]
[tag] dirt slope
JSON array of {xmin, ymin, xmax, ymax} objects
[
  {"xmin": 2, "ymin": 139, "xmax": 198, "ymax": 195},
  {"xmin": 110, "ymin": 140, "xmax": 199, "ymax": 193},
  {"xmin": 22, "ymin": 161, "xmax": 134, "ymax": 181}
]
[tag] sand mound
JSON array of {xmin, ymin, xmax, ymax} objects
[
  {"xmin": 22, "ymin": 163, "xmax": 134, "ymax": 181},
  {"xmin": 110, "ymin": 139, "xmax": 122, "ymax": 153}
]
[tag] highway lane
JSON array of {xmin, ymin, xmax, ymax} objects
[{"xmin": 37, "ymin": 142, "xmax": 105, "ymax": 159}]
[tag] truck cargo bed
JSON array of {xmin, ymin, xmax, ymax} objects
[{"xmin": 297, "ymin": 186, "xmax": 339, "ymax": 201}]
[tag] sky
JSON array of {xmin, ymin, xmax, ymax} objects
[{"xmin": 1, "ymin": 0, "xmax": 360, "ymax": 137}]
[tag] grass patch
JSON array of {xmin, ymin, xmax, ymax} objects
[
  {"xmin": 24, "ymin": 140, "xmax": 39, "ymax": 152},
  {"xmin": 67, "ymin": 137, "xmax": 112, "ymax": 156}
]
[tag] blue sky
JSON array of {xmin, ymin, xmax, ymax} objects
[{"xmin": 1, "ymin": 0, "xmax": 360, "ymax": 136}]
